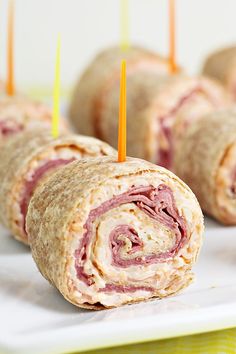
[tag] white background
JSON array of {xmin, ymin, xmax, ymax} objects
[{"xmin": 0, "ymin": 0, "xmax": 235, "ymax": 92}]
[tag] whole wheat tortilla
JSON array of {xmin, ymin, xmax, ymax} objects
[
  {"xmin": 175, "ymin": 109, "xmax": 236, "ymax": 224},
  {"xmin": 27, "ymin": 156, "xmax": 203, "ymax": 309}
]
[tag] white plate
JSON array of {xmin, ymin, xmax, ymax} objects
[{"xmin": 0, "ymin": 218, "xmax": 236, "ymax": 354}]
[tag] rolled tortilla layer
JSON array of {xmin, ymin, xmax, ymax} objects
[
  {"xmin": 0, "ymin": 130, "xmax": 115, "ymax": 244},
  {"xmin": 97, "ymin": 73, "xmax": 228, "ymax": 169},
  {"xmin": 202, "ymin": 46, "xmax": 236, "ymax": 100},
  {"xmin": 0, "ymin": 95, "xmax": 68, "ymax": 141},
  {"xmin": 69, "ymin": 45, "xmax": 173, "ymax": 137},
  {"xmin": 27, "ymin": 157, "xmax": 203, "ymax": 309},
  {"xmin": 175, "ymin": 109, "xmax": 236, "ymax": 225}
]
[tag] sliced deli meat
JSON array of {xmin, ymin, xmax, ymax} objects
[
  {"xmin": 175, "ymin": 109, "xmax": 236, "ymax": 225},
  {"xmin": 27, "ymin": 157, "xmax": 203, "ymax": 309},
  {"xmin": 0, "ymin": 130, "xmax": 115, "ymax": 244}
]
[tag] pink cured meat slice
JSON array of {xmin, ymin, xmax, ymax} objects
[
  {"xmin": 158, "ymin": 87, "xmax": 202, "ymax": 169},
  {"xmin": 20, "ymin": 158, "xmax": 75, "ymax": 234},
  {"xmin": 75, "ymin": 184, "xmax": 187, "ymax": 289},
  {"xmin": 0, "ymin": 120, "xmax": 23, "ymax": 136}
]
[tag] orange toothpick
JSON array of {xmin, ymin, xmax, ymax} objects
[
  {"xmin": 6, "ymin": 0, "xmax": 15, "ymax": 96},
  {"xmin": 118, "ymin": 60, "xmax": 126, "ymax": 162},
  {"xmin": 169, "ymin": 0, "xmax": 177, "ymax": 74}
]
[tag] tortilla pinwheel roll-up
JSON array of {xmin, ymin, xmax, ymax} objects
[
  {"xmin": 0, "ymin": 95, "xmax": 68, "ymax": 141},
  {"xmin": 95, "ymin": 72, "xmax": 228, "ymax": 170},
  {"xmin": 69, "ymin": 45, "xmax": 172, "ymax": 137},
  {"xmin": 202, "ymin": 46, "xmax": 236, "ymax": 100},
  {"xmin": 175, "ymin": 109, "xmax": 236, "ymax": 225},
  {"xmin": 0, "ymin": 130, "xmax": 115, "ymax": 245},
  {"xmin": 27, "ymin": 157, "xmax": 203, "ymax": 309}
]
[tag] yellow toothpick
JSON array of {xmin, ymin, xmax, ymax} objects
[
  {"xmin": 52, "ymin": 35, "xmax": 61, "ymax": 138},
  {"xmin": 120, "ymin": 0, "xmax": 129, "ymax": 51},
  {"xmin": 118, "ymin": 60, "xmax": 126, "ymax": 162}
]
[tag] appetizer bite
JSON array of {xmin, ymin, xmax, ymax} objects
[
  {"xmin": 74, "ymin": 71, "xmax": 227, "ymax": 170},
  {"xmin": 69, "ymin": 45, "xmax": 173, "ymax": 136},
  {"xmin": 202, "ymin": 46, "xmax": 236, "ymax": 100},
  {"xmin": 0, "ymin": 130, "xmax": 115, "ymax": 244},
  {"xmin": 27, "ymin": 156, "xmax": 204, "ymax": 309},
  {"xmin": 175, "ymin": 109, "xmax": 236, "ymax": 225},
  {"xmin": 0, "ymin": 95, "xmax": 68, "ymax": 140}
]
